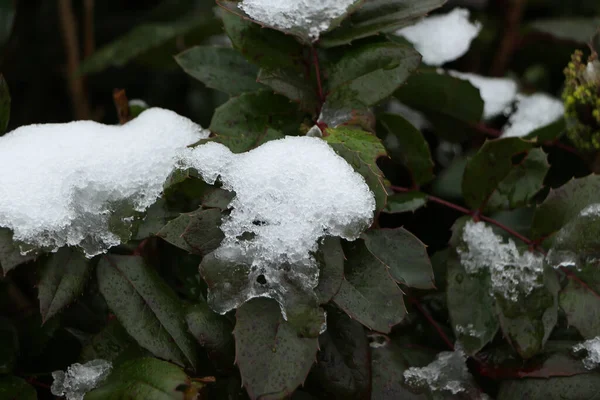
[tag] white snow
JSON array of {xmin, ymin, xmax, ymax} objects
[
  {"xmin": 397, "ymin": 8, "xmax": 482, "ymax": 66},
  {"xmin": 580, "ymin": 203, "xmax": 600, "ymax": 217},
  {"xmin": 51, "ymin": 359, "xmax": 112, "ymax": 400},
  {"xmin": 239, "ymin": 0, "xmax": 357, "ymax": 41},
  {"xmin": 182, "ymin": 136, "xmax": 375, "ymax": 315},
  {"xmin": 502, "ymin": 93, "xmax": 565, "ymax": 138},
  {"xmin": 458, "ymin": 220, "xmax": 544, "ymax": 302},
  {"xmin": 446, "ymin": 70, "xmax": 518, "ymax": 119},
  {"xmin": 573, "ymin": 337, "xmax": 600, "ymax": 370},
  {"xmin": 455, "ymin": 323, "xmax": 483, "ymax": 339},
  {"xmin": 0, "ymin": 108, "xmax": 208, "ymax": 257}
]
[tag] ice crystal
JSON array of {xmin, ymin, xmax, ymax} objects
[
  {"xmin": 573, "ymin": 337, "xmax": 600, "ymax": 370},
  {"xmin": 51, "ymin": 359, "xmax": 112, "ymax": 400}
]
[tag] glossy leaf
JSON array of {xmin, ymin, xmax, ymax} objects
[
  {"xmin": 525, "ymin": 118, "xmax": 566, "ymax": 141},
  {"xmin": 176, "ymin": 46, "xmax": 264, "ymax": 96},
  {"xmin": 257, "ymin": 68, "xmax": 319, "ymax": 112},
  {"xmin": 97, "ymin": 255, "xmax": 199, "ymax": 369},
  {"xmin": 362, "ymin": 227, "xmax": 434, "ymax": 289},
  {"xmin": 530, "ymin": 17, "xmax": 600, "ymax": 43},
  {"xmin": 560, "ymin": 279, "xmax": 600, "ymax": 339},
  {"xmin": 333, "ymin": 240, "xmax": 406, "ymax": 333},
  {"xmin": 384, "ymin": 192, "xmax": 428, "ymax": 214},
  {"xmin": 80, "ymin": 320, "xmax": 146, "ymax": 366},
  {"xmin": 0, "ymin": 376, "xmax": 37, "ymax": 400},
  {"xmin": 38, "ymin": 247, "xmax": 93, "ymax": 323},
  {"xmin": 157, "ymin": 208, "xmax": 223, "ymax": 255},
  {"xmin": 314, "ymin": 237, "xmax": 345, "ymax": 304},
  {"xmin": 234, "ymin": 298, "xmax": 319, "ymax": 400},
  {"xmin": 0, "ymin": 317, "xmax": 18, "ymax": 374},
  {"xmin": 0, "ymin": 228, "xmax": 36, "ymax": 275},
  {"xmin": 0, "ymin": 75, "xmax": 9, "ymax": 135},
  {"xmin": 498, "ymin": 373, "xmax": 600, "ymax": 400}
]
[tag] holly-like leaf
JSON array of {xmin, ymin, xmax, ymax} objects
[
  {"xmin": 157, "ymin": 208, "xmax": 224, "ymax": 255},
  {"xmin": 0, "ymin": 75, "xmax": 9, "ymax": 135},
  {"xmin": 0, "ymin": 228, "xmax": 36, "ymax": 275},
  {"xmin": 333, "ymin": 240, "xmax": 406, "ymax": 333},
  {"xmin": 80, "ymin": 320, "xmax": 146, "ymax": 367},
  {"xmin": 257, "ymin": 68, "xmax": 319, "ymax": 112},
  {"xmin": 497, "ymin": 373, "xmax": 600, "ymax": 400},
  {"xmin": 234, "ymin": 298, "xmax": 319, "ymax": 400},
  {"xmin": 530, "ymin": 17, "xmax": 600, "ymax": 43},
  {"xmin": 325, "ymin": 42, "xmax": 421, "ymax": 111},
  {"xmin": 202, "ymin": 188, "xmax": 235, "ymax": 211},
  {"xmin": 207, "ymin": 90, "xmax": 302, "ymax": 153},
  {"xmin": 362, "ymin": 228, "xmax": 434, "ymax": 289},
  {"xmin": 314, "ymin": 237, "xmax": 345, "ymax": 304},
  {"xmin": 97, "ymin": 255, "xmax": 199, "ymax": 369},
  {"xmin": 560, "ymin": 279, "xmax": 600, "ymax": 340},
  {"xmin": 324, "ymin": 127, "xmax": 389, "ymax": 212},
  {"xmin": 525, "ymin": 119, "xmax": 566, "ymax": 142},
  {"xmin": 0, "ymin": 376, "xmax": 37, "ymax": 400},
  {"xmin": 395, "ymin": 71, "xmax": 484, "ymax": 142},
  {"xmin": 378, "ymin": 113, "xmax": 434, "ymax": 186},
  {"xmin": 384, "ymin": 192, "xmax": 428, "ymax": 214},
  {"xmin": 38, "ymin": 247, "xmax": 93, "ymax": 323},
  {"xmin": 462, "ymin": 137, "xmax": 534, "ymax": 210},
  {"xmin": 175, "ymin": 46, "xmax": 264, "ymax": 96},
  {"xmin": 86, "ymin": 357, "xmax": 198, "ymax": 400},
  {"xmin": 319, "ymin": 0, "xmax": 446, "ymax": 47}
]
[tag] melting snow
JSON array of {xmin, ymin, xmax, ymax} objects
[
  {"xmin": 0, "ymin": 108, "xmax": 208, "ymax": 257},
  {"xmin": 238, "ymin": 0, "xmax": 357, "ymax": 41},
  {"xmin": 458, "ymin": 221, "xmax": 544, "ymax": 302},
  {"xmin": 51, "ymin": 359, "xmax": 112, "ymax": 400},
  {"xmin": 502, "ymin": 93, "xmax": 564, "ymax": 138},
  {"xmin": 182, "ymin": 136, "xmax": 375, "ymax": 316},
  {"xmin": 446, "ymin": 70, "xmax": 518, "ymax": 119},
  {"xmin": 455, "ymin": 323, "xmax": 484, "ymax": 339},
  {"xmin": 397, "ymin": 8, "xmax": 482, "ymax": 66},
  {"xmin": 573, "ymin": 337, "xmax": 600, "ymax": 370}
]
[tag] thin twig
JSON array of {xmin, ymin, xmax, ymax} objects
[
  {"xmin": 409, "ymin": 297, "xmax": 455, "ymax": 351},
  {"xmin": 311, "ymin": 46, "xmax": 325, "ymax": 106},
  {"xmin": 83, "ymin": 0, "xmax": 95, "ymax": 58},
  {"xmin": 113, "ymin": 89, "xmax": 131, "ymax": 124},
  {"xmin": 491, "ymin": 0, "xmax": 527, "ymax": 76}
]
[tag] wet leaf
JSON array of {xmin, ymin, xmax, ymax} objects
[
  {"xmin": 157, "ymin": 208, "xmax": 224, "ymax": 255},
  {"xmin": 314, "ymin": 237, "xmax": 345, "ymax": 304},
  {"xmin": 384, "ymin": 192, "xmax": 428, "ymax": 214}
]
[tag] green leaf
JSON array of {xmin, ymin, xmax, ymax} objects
[
  {"xmin": 325, "ymin": 42, "xmax": 421, "ymax": 110},
  {"xmin": 378, "ymin": 113, "xmax": 434, "ymax": 185},
  {"xmin": 0, "ymin": 228, "xmax": 36, "ymax": 275},
  {"xmin": 0, "ymin": 75, "xmax": 9, "ymax": 135},
  {"xmin": 530, "ymin": 17, "xmax": 600, "ymax": 43},
  {"xmin": 80, "ymin": 320, "xmax": 146, "ymax": 366},
  {"xmin": 86, "ymin": 357, "xmax": 196, "ymax": 400},
  {"xmin": 79, "ymin": 14, "xmax": 219, "ymax": 74},
  {"xmin": 531, "ymin": 174, "xmax": 600, "ymax": 240},
  {"xmin": 311, "ymin": 307, "xmax": 370, "ymax": 399},
  {"xmin": 524, "ymin": 118, "xmax": 566, "ymax": 142},
  {"xmin": 97, "ymin": 255, "xmax": 199, "ymax": 369},
  {"xmin": 133, "ymin": 199, "xmax": 179, "ymax": 240},
  {"xmin": 163, "ymin": 168, "xmax": 208, "ymax": 204},
  {"xmin": 319, "ymin": 0, "xmax": 445, "ymax": 47},
  {"xmin": 207, "ymin": 90, "xmax": 302, "ymax": 153},
  {"xmin": 324, "ymin": 127, "xmax": 389, "ymax": 212},
  {"xmin": 484, "ymin": 148, "xmax": 550, "ymax": 212},
  {"xmin": 185, "ymin": 302, "xmax": 235, "ymax": 371},
  {"xmin": 0, "ymin": 318, "xmax": 18, "ymax": 374},
  {"xmin": 314, "ymin": 237, "xmax": 345, "ymax": 304},
  {"xmin": 384, "ymin": 192, "xmax": 428, "ymax": 214},
  {"xmin": 175, "ymin": 46, "xmax": 264, "ymax": 96},
  {"xmin": 498, "ymin": 373, "xmax": 600, "ymax": 400},
  {"xmin": 38, "ymin": 247, "xmax": 93, "ymax": 323},
  {"xmin": 202, "ymin": 188, "xmax": 235, "ymax": 210},
  {"xmin": 157, "ymin": 208, "xmax": 223, "ymax": 255},
  {"xmin": 462, "ymin": 137, "xmax": 535, "ymax": 210},
  {"xmin": 257, "ymin": 68, "xmax": 319, "ymax": 112},
  {"xmin": 560, "ymin": 279, "xmax": 600, "ymax": 339},
  {"xmin": 333, "ymin": 240, "xmax": 406, "ymax": 333},
  {"xmin": 0, "ymin": 1, "xmax": 15, "ymax": 52},
  {"xmin": 0, "ymin": 376, "xmax": 37, "ymax": 400},
  {"xmin": 395, "ymin": 71, "xmax": 484, "ymax": 142},
  {"xmin": 234, "ymin": 298, "xmax": 319, "ymax": 400},
  {"xmin": 362, "ymin": 228, "xmax": 434, "ymax": 289}
]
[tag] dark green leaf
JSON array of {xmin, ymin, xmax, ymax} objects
[
  {"xmin": 498, "ymin": 373, "xmax": 600, "ymax": 400},
  {"xmin": 560, "ymin": 279, "xmax": 600, "ymax": 339},
  {"xmin": 0, "ymin": 75, "xmax": 9, "ymax": 135},
  {"xmin": 163, "ymin": 168, "xmax": 208, "ymax": 204},
  {"xmin": 320, "ymin": 0, "xmax": 445, "ymax": 47},
  {"xmin": 133, "ymin": 199, "xmax": 179, "ymax": 240},
  {"xmin": 333, "ymin": 240, "xmax": 406, "ymax": 333},
  {"xmin": 384, "ymin": 192, "xmax": 428, "ymax": 214},
  {"xmin": 234, "ymin": 298, "xmax": 319, "ymax": 400},
  {"xmin": 257, "ymin": 68, "xmax": 319, "ymax": 112},
  {"xmin": 525, "ymin": 118, "xmax": 566, "ymax": 141},
  {"xmin": 86, "ymin": 357, "xmax": 196, "ymax": 400},
  {"xmin": 324, "ymin": 127, "xmax": 389, "ymax": 211},
  {"xmin": 38, "ymin": 247, "xmax": 93, "ymax": 323},
  {"xmin": 0, "ymin": 318, "xmax": 18, "ymax": 374},
  {"xmin": 80, "ymin": 320, "xmax": 146, "ymax": 366},
  {"xmin": 378, "ymin": 113, "xmax": 434, "ymax": 185},
  {"xmin": 530, "ymin": 17, "xmax": 600, "ymax": 43},
  {"xmin": 176, "ymin": 46, "xmax": 264, "ymax": 96},
  {"xmin": 0, "ymin": 376, "xmax": 37, "ymax": 400},
  {"xmin": 395, "ymin": 71, "xmax": 484, "ymax": 142},
  {"xmin": 314, "ymin": 237, "xmax": 345, "ymax": 304},
  {"xmin": 462, "ymin": 137, "xmax": 534, "ymax": 210},
  {"xmin": 0, "ymin": 1, "xmax": 15, "ymax": 52},
  {"xmin": 97, "ymin": 255, "xmax": 199, "ymax": 369},
  {"xmin": 202, "ymin": 188, "xmax": 235, "ymax": 210},
  {"xmin": 362, "ymin": 227, "xmax": 434, "ymax": 289},
  {"xmin": 0, "ymin": 228, "xmax": 36, "ymax": 275},
  {"xmin": 157, "ymin": 208, "xmax": 223, "ymax": 255}
]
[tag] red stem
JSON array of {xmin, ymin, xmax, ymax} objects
[
  {"xmin": 311, "ymin": 46, "xmax": 325, "ymax": 106},
  {"xmin": 409, "ymin": 297, "xmax": 455, "ymax": 351},
  {"xmin": 479, "ymin": 215, "xmax": 533, "ymax": 245},
  {"xmin": 560, "ymin": 266, "xmax": 600, "ymax": 300}
]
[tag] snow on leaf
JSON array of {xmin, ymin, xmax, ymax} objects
[
  {"xmin": 51, "ymin": 359, "xmax": 112, "ymax": 400},
  {"xmin": 0, "ymin": 108, "xmax": 208, "ymax": 257},
  {"xmin": 573, "ymin": 337, "xmax": 600, "ymax": 370},
  {"xmin": 182, "ymin": 136, "xmax": 375, "ymax": 320},
  {"xmin": 457, "ymin": 220, "xmax": 544, "ymax": 302},
  {"xmin": 397, "ymin": 8, "xmax": 482, "ymax": 66},
  {"xmin": 502, "ymin": 93, "xmax": 565, "ymax": 138}
]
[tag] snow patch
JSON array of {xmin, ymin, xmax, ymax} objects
[
  {"xmin": 0, "ymin": 108, "xmax": 208, "ymax": 257},
  {"xmin": 239, "ymin": 0, "xmax": 357, "ymax": 41},
  {"xmin": 458, "ymin": 220, "xmax": 544, "ymax": 302},
  {"xmin": 502, "ymin": 93, "xmax": 564, "ymax": 138},
  {"xmin": 397, "ymin": 8, "xmax": 482, "ymax": 66},
  {"xmin": 455, "ymin": 323, "xmax": 484, "ymax": 339},
  {"xmin": 573, "ymin": 337, "xmax": 600, "ymax": 370},
  {"xmin": 51, "ymin": 359, "xmax": 112, "ymax": 400}
]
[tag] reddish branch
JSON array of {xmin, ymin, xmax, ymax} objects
[
  {"xmin": 491, "ymin": 0, "xmax": 527, "ymax": 76},
  {"xmin": 409, "ymin": 297, "xmax": 455, "ymax": 351},
  {"xmin": 311, "ymin": 46, "xmax": 325, "ymax": 108}
]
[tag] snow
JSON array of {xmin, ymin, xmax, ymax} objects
[
  {"xmin": 458, "ymin": 220, "xmax": 544, "ymax": 302},
  {"xmin": 239, "ymin": 0, "xmax": 357, "ymax": 41},
  {"xmin": 182, "ymin": 136, "xmax": 375, "ymax": 316},
  {"xmin": 0, "ymin": 108, "xmax": 208, "ymax": 257},
  {"xmin": 397, "ymin": 8, "xmax": 482, "ymax": 66},
  {"xmin": 446, "ymin": 70, "xmax": 518, "ymax": 119},
  {"xmin": 580, "ymin": 203, "xmax": 600, "ymax": 217},
  {"xmin": 51, "ymin": 359, "xmax": 112, "ymax": 400},
  {"xmin": 455, "ymin": 323, "xmax": 483, "ymax": 339},
  {"xmin": 502, "ymin": 93, "xmax": 565, "ymax": 138},
  {"xmin": 573, "ymin": 337, "xmax": 600, "ymax": 370}
]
